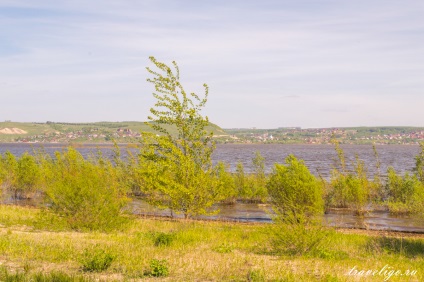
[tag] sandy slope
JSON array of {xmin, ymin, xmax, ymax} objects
[{"xmin": 0, "ymin": 127, "xmax": 28, "ymax": 134}]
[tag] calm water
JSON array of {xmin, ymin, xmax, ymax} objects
[
  {"xmin": 129, "ymin": 200, "xmax": 424, "ymax": 233},
  {"xmin": 0, "ymin": 143, "xmax": 420, "ymax": 178}
]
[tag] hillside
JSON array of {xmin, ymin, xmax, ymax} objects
[
  {"xmin": 1, "ymin": 122, "xmax": 424, "ymax": 144},
  {"xmin": 224, "ymin": 126, "xmax": 424, "ymax": 145},
  {"xmin": 0, "ymin": 121, "xmax": 227, "ymax": 143}
]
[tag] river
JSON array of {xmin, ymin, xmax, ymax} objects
[
  {"xmin": 0, "ymin": 143, "xmax": 420, "ymax": 177},
  {"xmin": 1, "ymin": 143, "xmax": 423, "ymax": 232}
]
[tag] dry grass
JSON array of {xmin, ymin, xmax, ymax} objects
[{"xmin": 0, "ymin": 205, "xmax": 423, "ymax": 281}]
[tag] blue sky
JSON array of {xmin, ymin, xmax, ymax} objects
[{"xmin": 1, "ymin": 0, "xmax": 423, "ymax": 128}]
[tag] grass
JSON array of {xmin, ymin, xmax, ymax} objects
[{"xmin": 0, "ymin": 205, "xmax": 423, "ymax": 281}]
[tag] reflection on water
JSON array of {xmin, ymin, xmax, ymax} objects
[{"xmin": 128, "ymin": 200, "xmax": 424, "ymax": 233}]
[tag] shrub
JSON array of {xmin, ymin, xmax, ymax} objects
[
  {"xmin": 269, "ymin": 211, "xmax": 333, "ymax": 256},
  {"xmin": 80, "ymin": 245, "xmax": 115, "ymax": 272},
  {"xmin": 235, "ymin": 152, "xmax": 268, "ymax": 202},
  {"xmin": 247, "ymin": 269, "xmax": 265, "ymax": 281},
  {"xmin": 386, "ymin": 167, "xmax": 424, "ymax": 214},
  {"xmin": 45, "ymin": 148, "xmax": 129, "ymax": 231},
  {"xmin": 148, "ymin": 259, "xmax": 169, "ymax": 277},
  {"xmin": 154, "ymin": 232, "xmax": 174, "ymax": 247},
  {"xmin": 266, "ymin": 155, "xmax": 330, "ymax": 256},
  {"xmin": 327, "ymin": 142, "xmax": 371, "ymax": 213},
  {"xmin": 14, "ymin": 153, "xmax": 41, "ymax": 199},
  {"xmin": 214, "ymin": 161, "xmax": 237, "ymax": 203},
  {"xmin": 414, "ymin": 142, "xmax": 424, "ymax": 183},
  {"xmin": 267, "ymin": 154, "xmax": 323, "ymax": 218},
  {"xmin": 0, "ymin": 152, "xmax": 18, "ymax": 199}
]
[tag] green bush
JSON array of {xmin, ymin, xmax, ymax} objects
[
  {"xmin": 269, "ymin": 211, "xmax": 333, "ymax": 256},
  {"xmin": 15, "ymin": 153, "xmax": 41, "ymax": 199},
  {"xmin": 148, "ymin": 259, "xmax": 169, "ymax": 277},
  {"xmin": 214, "ymin": 161, "xmax": 237, "ymax": 203},
  {"xmin": 266, "ymin": 155, "xmax": 330, "ymax": 256},
  {"xmin": 267, "ymin": 154, "xmax": 323, "ymax": 217},
  {"xmin": 247, "ymin": 269, "xmax": 265, "ymax": 281},
  {"xmin": 154, "ymin": 232, "xmax": 174, "ymax": 247},
  {"xmin": 45, "ymin": 148, "xmax": 129, "ymax": 231},
  {"xmin": 0, "ymin": 152, "xmax": 18, "ymax": 198},
  {"xmin": 415, "ymin": 142, "xmax": 424, "ymax": 183},
  {"xmin": 235, "ymin": 152, "xmax": 268, "ymax": 202},
  {"xmin": 386, "ymin": 167, "xmax": 424, "ymax": 214},
  {"xmin": 327, "ymin": 142, "xmax": 371, "ymax": 213},
  {"xmin": 80, "ymin": 245, "xmax": 116, "ymax": 272}
]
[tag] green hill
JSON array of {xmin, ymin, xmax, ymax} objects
[{"xmin": 0, "ymin": 121, "xmax": 227, "ymax": 143}]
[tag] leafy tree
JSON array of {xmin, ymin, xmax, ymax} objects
[{"xmin": 139, "ymin": 57, "xmax": 222, "ymax": 218}]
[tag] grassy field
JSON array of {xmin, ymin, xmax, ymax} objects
[{"xmin": 0, "ymin": 205, "xmax": 423, "ymax": 281}]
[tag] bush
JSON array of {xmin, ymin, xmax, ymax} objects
[
  {"xmin": 267, "ymin": 154, "xmax": 323, "ymax": 218},
  {"xmin": 415, "ymin": 142, "xmax": 424, "ymax": 183},
  {"xmin": 327, "ymin": 142, "xmax": 371, "ymax": 212},
  {"xmin": 45, "ymin": 148, "xmax": 129, "ymax": 231},
  {"xmin": 148, "ymin": 259, "xmax": 169, "ymax": 277},
  {"xmin": 214, "ymin": 161, "xmax": 237, "ymax": 203},
  {"xmin": 386, "ymin": 167, "xmax": 424, "ymax": 214},
  {"xmin": 266, "ymin": 155, "xmax": 329, "ymax": 256},
  {"xmin": 15, "ymin": 153, "xmax": 41, "ymax": 200},
  {"xmin": 247, "ymin": 269, "xmax": 265, "ymax": 281},
  {"xmin": 269, "ymin": 212, "xmax": 333, "ymax": 256},
  {"xmin": 80, "ymin": 245, "xmax": 116, "ymax": 272},
  {"xmin": 154, "ymin": 232, "xmax": 174, "ymax": 247},
  {"xmin": 235, "ymin": 152, "xmax": 268, "ymax": 202}
]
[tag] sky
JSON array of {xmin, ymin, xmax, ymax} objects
[{"xmin": 1, "ymin": 0, "xmax": 424, "ymax": 129}]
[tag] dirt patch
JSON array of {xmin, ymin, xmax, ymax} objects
[{"xmin": 0, "ymin": 128, "xmax": 28, "ymax": 134}]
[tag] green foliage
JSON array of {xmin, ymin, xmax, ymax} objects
[
  {"xmin": 148, "ymin": 259, "xmax": 169, "ymax": 277},
  {"xmin": 247, "ymin": 269, "xmax": 265, "ymax": 281},
  {"xmin": 414, "ymin": 142, "xmax": 424, "ymax": 183},
  {"xmin": 235, "ymin": 152, "xmax": 268, "ymax": 202},
  {"xmin": 45, "ymin": 148, "xmax": 129, "ymax": 231},
  {"xmin": 0, "ymin": 152, "xmax": 18, "ymax": 195},
  {"xmin": 154, "ymin": 232, "xmax": 174, "ymax": 247},
  {"xmin": 0, "ymin": 151, "xmax": 42, "ymax": 201},
  {"xmin": 386, "ymin": 167, "xmax": 424, "ymax": 214},
  {"xmin": 269, "ymin": 212, "xmax": 333, "ymax": 256},
  {"xmin": 213, "ymin": 243, "xmax": 233, "ymax": 253},
  {"xmin": 266, "ymin": 155, "xmax": 329, "ymax": 257},
  {"xmin": 214, "ymin": 161, "xmax": 237, "ymax": 203},
  {"xmin": 267, "ymin": 154, "xmax": 323, "ymax": 217},
  {"xmin": 327, "ymin": 141, "xmax": 371, "ymax": 212},
  {"xmin": 15, "ymin": 153, "xmax": 40, "ymax": 199},
  {"xmin": 80, "ymin": 245, "xmax": 116, "ymax": 272},
  {"xmin": 140, "ymin": 57, "xmax": 223, "ymax": 218}
]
